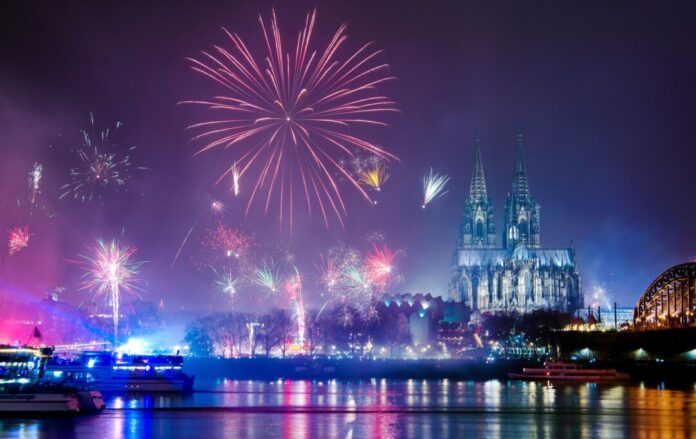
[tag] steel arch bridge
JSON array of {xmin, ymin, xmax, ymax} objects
[{"xmin": 633, "ymin": 262, "xmax": 696, "ymax": 330}]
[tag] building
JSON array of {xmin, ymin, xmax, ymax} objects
[{"xmin": 450, "ymin": 136, "xmax": 583, "ymax": 315}]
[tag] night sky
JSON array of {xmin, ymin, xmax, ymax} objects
[{"xmin": 1, "ymin": 0, "xmax": 695, "ymax": 311}]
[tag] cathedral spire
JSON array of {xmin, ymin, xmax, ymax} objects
[
  {"xmin": 469, "ymin": 136, "xmax": 488, "ymax": 203},
  {"xmin": 459, "ymin": 137, "xmax": 496, "ymax": 249},
  {"xmin": 512, "ymin": 134, "xmax": 530, "ymax": 202}
]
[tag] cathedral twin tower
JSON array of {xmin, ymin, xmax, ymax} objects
[{"xmin": 450, "ymin": 136, "xmax": 583, "ymax": 315}]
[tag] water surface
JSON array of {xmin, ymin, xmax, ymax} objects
[{"xmin": 0, "ymin": 379, "xmax": 694, "ymax": 438}]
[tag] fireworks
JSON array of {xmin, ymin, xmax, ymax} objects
[
  {"xmin": 28, "ymin": 162, "xmax": 43, "ymax": 206},
  {"xmin": 184, "ymin": 9, "xmax": 398, "ymax": 227},
  {"xmin": 255, "ymin": 261, "xmax": 281, "ymax": 295},
  {"xmin": 7, "ymin": 226, "xmax": 30, "ymax": 255},
  {"xmin": 586, "ymin": 283, "xmax": 613, "ymax": 309},
  {"xmin": 318, "ymin": 254, "xmax": 340, "ymax": 290},
  {"xmin": 77, "ymin": 239, "xmax": 145, "ymax": 346},
  {"xmin": 206, "ymin": 222, "xmax": 251, "ymax": 260},
  {"xmin": 213, "ymin": 267, "xmax": 241, "ymax": 299},
  {"xmin": 365, "ymin": 244, "xmax": 401, "ymax": 291},
  {"xmin": 284, "ymin": 267, "xmax": 306, "ymax": 345},
  {"xmin": 317, "ymin": 243, "xmax": 402, "ymax": 311},
  {"xmin": 231, "ymin": 163, "xmax": 241, "ymax": 196},
  {"xmin": 421, "ymin": 168, "xmax": 450, "ymax": 208},
  {"xmin": 60, "ymin": 113, "xmax": 145, "ymax": 203},
  {"xmin": 358, "ymin": 162, "xmax": 390, "ymax": 192}
]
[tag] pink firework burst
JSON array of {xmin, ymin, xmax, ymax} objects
[
  {"xmin": 183, "ymin": 9, "xmax": 398, "ymax": 227},
  {"xmin": 206, "ymin": 222, "xmax": 252, "ymax": 260},
  {"xmin": 365, "ymin": 244, "xmax": 401, "ymax": 291},
  {"xmin": 7, "ymin": 226, "xmax": 30, "ymax": 255},
  {"xmin": 77, "ymin": 239, "xmax": 145, "ymax": 345}
]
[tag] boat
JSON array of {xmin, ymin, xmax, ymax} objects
[
  {"xmin": 0, "ymin": 346, "xmax": 104, "ymax": 414},
  {"xmin": 508, "ymin": 360, "xmax": 630, "ymax": 382},
  {"xmin": 47, "ymin": 351, "xmax": 195, "ymax": 393}
]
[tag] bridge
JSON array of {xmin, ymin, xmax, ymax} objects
[{"xmin": 633, "ymin": 262, "xmax": 696, "ymax": 330}]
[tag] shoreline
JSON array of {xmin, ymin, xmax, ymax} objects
[{"xmin": 185, "ymin": 357, "xmax": 696, "ymax": 385}]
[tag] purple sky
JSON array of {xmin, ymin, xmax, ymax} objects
[{"xmin": 1, "ymin": 0, "xmax": 695, "ymax": 311}]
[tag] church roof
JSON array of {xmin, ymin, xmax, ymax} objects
[
  {"xmin": 457, "ymin": 246, "xmax": 575, "ymax": 268},
  {"xmin": 468, "ymin": 137, "xmax": 488, "ymax": 203}
]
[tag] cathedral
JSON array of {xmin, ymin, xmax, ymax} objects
[{"xmin": 450, "ymin": 136, "xmax": 583, "ymax": 315}]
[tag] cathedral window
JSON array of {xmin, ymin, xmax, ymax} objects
[{"xmin": 475, "ymin": 220, "xmax": 484, "ymax": 239}]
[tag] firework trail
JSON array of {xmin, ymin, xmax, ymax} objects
[
  {"xmin": 77, "ymin": 238, "xmax": 145, "ymax": 346},
  {"xmin": 421, "ymin": 168, "xmax": 450, "ymax": 208},
  {"xmin": 7, "ymin": 226, "xmax": 30, "ymax": 255},
  {"xmin": 172, "ymin": 199, "xmax": 224, "ymax": 267},
  {"xmin": 60, "ymin": 113, "xmax": 146, "ymax": 203},
  {"xmin": 255, "ymin": 261, "xmax": 281, "ymax": 295},
  {"xmin": 358, "ymin": 162, "xmax": 390, "ymax": 193},
  {"xmin": 28, "ymin": 163, "xmax": 43, "ymax": 207},
  {"xmin": 231, "ymin": 163, "xmax": 241, "ymax": 196},
  {"xmin": 213, "ymin": 267, "xmax": 241, "ymax": 299},
  {"xmin": 284, "ymin": 267, "xmax": 306, "ymax": 346},
  {"xmin": 183, "ymin": 9, "xmax": 398, "ymax": 227}
]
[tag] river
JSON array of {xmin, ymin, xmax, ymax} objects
[{"xmin": 0, "ymin": 379, "xmax": 694, "ymax": 438}]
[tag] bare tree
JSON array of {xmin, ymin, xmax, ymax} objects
[
  {"xmin": 304, "ymin": 310, "xmax": 326, "ymax": 355},
  {"xmin": 258, "ymin": 311, "xmax": 283, "ymax": 356},
  {"xmin": 227, "ymin": 313, "xmax": 250, "ymax": 356},
  {"xmin": 275, "ymin": 309, "xmax": 296, "ymax": 358}
]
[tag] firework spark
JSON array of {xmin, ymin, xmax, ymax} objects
[
  {"xmin": 60, "ymin": 113, "xmax": 145, "ymax": 203},
  {"xmin": 318, "ymin": 253, "xmax": 340, "ymax": 291},
  {"xmin": 317, "ymin": 242, "xmax": 402, "ymax": 312},
  {"xmin": 586, "ymin": 283, "xmax": 613, "ymax": 309},
  {"xmin": 255, "ymin": 261, "xmax": 281, "ymax": 295},
  {"xmin": 206, "ymin": 222, "xmax": 251, "ymax": 260},
  {"xmin": 184, "ymin": 9, "xmax": 398, "ymax": 227},
  {"xmin": 421, "ymin": 168, "xmax": 450, "ymax": 208},
  {"xmin": 231, "ymin": 163, "xmax": 241, "ymax": 196},
  {"xmin": 365, "ymin": 244, "xmax": 401, "ymax": 291},
  {"xmin": 213, "ymin": 267, "xmax": 241, "ymax": 299},
  {"xmin": 318, "ymin": 246, "xmax": 372, "ymax": 310},
  {"xmin": 78, "ymin": 239, "xmax": 145, "ymax": 346},
  {"xmin": 358, "ymin": 162, "xmax": 390, "ymax": 192},
  {"xmin": 284, "ymin": 267, "xmax": 306, "ymax": 345},
  {"xmin": 7, "ymin": 226, "xmax": 30, "ymax": 255},
  {"xmin": 28, "ymin": 163, "xmax": 43, "ymax": 206}
]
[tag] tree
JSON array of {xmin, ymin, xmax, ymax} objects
[
  {"xmin": 184, "ymin": 316, "xmax": 214, "ymax": 357},
  {"xmin": 258, "ymin": 309, "xmax": 293, "ymax": 357},
  {"xmin": 304, "ymin": 310, "xmax": 327, "ymax": 355},
  {"xmin": 518, "ymin": 310, "xmax": 572, "ymax": 343},
  {"xmin": 274, "ymin": 309, "xmax": 295, "ymax": 358}
]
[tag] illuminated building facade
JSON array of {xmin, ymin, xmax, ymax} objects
[{"xmin": 450, "ymin": 136, "xmax": 583, "ymax": 315}]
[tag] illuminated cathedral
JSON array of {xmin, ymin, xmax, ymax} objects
[{"xmin": 450, "ymin": 135, "xmax": 583, "ymax": 315}]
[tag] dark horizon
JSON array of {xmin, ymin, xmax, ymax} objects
[{"xmin": 1, "ymin": 0, "xmax": 695, "ymax": 311}]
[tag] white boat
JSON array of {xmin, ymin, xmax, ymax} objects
[
  {"xmin": 0, "ymin": 392, "xmax": 81, "ymax": 413},
  {"xmin": 47, "ymin": 351, "xmax": 194, "ymax": 393},
  {"xmin": 508, "ymin": 360, "xmax": 630, "ymax": 382},
  {"xmin": 0, "ymin": 346, "xmax": 104, "ymax": 414}
]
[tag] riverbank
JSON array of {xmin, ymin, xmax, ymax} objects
[{"xmin": 185, "ymin": 357, "xmax": 696, "ymax": 384}]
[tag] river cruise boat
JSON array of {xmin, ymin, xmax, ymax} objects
[
  {"xmin": 508, "ymin": 361, "xmax": 630, "ymax": 382},
  {"xmin": 47, "ymin": 351, "xmax": 194, "ymax": 393},
  {"xmin": 0, "ymin": 346, "xmax": 104, "ymax": 414}
]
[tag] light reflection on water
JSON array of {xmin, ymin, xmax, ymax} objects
[{"xmin": 0, "ymin": 379, "xmax": 693, "ymax": 438}]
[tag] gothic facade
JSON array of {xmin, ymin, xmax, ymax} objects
[{"xmin": 450, "ymin": 136, "xmax": 583, "ymax": 315}]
